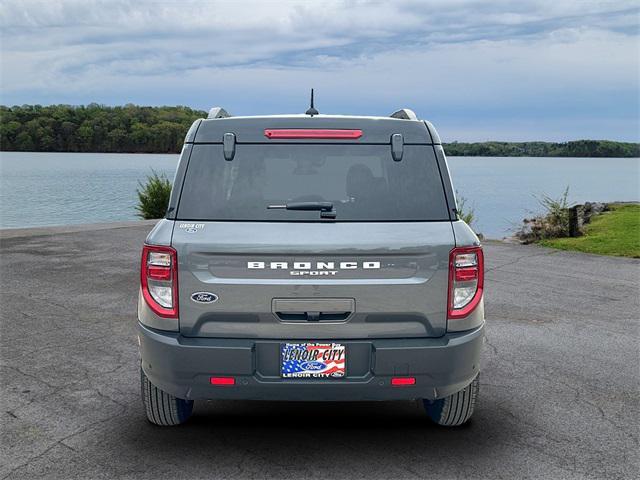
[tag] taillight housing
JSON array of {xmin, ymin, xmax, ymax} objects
[
  {"xmin": 141, "ymin": 245, "xmax": 178, "ymax": 318},
  {"xmin": 448, "ymin": 246, "xmax": 484, "ymax": 319}
]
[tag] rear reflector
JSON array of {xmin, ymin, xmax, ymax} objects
[
  {"xmin": 264, "ymin": 129, "xmax": 363, "ymax": 139},
  {"xmin": 391, "ymin": 377, "xmax": 416, "ymax": 386},
  {"xmin": 210, "ymin": 377, "xmax": 235, "ymax": 386}
]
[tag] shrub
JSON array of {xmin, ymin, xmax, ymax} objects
[
  {"xmin": 456, "ymin": 191, "xmax": 475, "ymax": 226},
  {"xmin": 136, "ymin": 170, "xmax": 172, "ymax": 219},
  {"xmin": 535, "ymin": 186, "xmax": 570, "ymax": 236},
  {"xmin": 515, "ymin": 186, "xmax": 571, "ymax": 243}
]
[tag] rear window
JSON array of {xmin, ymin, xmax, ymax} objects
[{"xmin": 176, "ymin": 144, "xmax": 449, "ymax": 222}]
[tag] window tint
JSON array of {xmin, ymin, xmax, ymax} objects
[{"xmin": 177, "ymin": 144, "xmax": 449, "ymax": 221}]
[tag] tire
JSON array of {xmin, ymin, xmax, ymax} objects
[
  {"xmin": 140, "ymin": 367, "xmax": 193, "ymax": 426},
  {"xmin": 423, "ymin": 375, "xmax": 479, "ymax": 427}
]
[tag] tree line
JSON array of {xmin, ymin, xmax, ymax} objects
[
  {"xmin": 0, "ymin": 104, "xmax": 206, "ymax": 153},
  {"xmin": 1, "ymin": 104, "xmax": 638, "ymax": 157},
  {"xmin": 443, "ymin": 140, "xmax": 640, "ymax": 158}
]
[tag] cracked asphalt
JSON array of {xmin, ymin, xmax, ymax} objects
[{"xmin": 1, "ymin": 222, "xmax": 638, "ymax": 479}]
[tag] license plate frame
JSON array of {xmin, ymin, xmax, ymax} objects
[{"xmin": 280, "ymin": 342, "xmax": 346, "ymax": 379}]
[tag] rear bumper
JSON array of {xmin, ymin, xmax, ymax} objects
[{"xmin": 138, "ymin": 322, "xmax": 484, "ymax": 401}]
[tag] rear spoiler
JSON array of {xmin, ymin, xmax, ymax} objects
[
  {"xmin": 185, "ymin": 106, "xmax": 441, "ymax": 145},
  {"xmin": 207, "ymin": 106, "xmax": 419, "ymax": 121}
]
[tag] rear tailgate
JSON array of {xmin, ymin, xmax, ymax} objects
[
  {"xmin": 172, "ymin": 124, "xmax": 454, "ymax": 340},
  {"xmin": 173, "ymin": 221, "xmax": 453, "ymax": 339}
]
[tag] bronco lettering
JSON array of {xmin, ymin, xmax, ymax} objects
[{"xmin": 247, "ymin": 261, "xmax": 380, "ymax": 270}]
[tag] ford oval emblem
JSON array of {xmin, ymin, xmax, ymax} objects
[
  {"xmin": 300, "ymin": 361, "xmax": 325, "ymax": 371},
  {"xmin": 191, "ymin": 292, "xmax": 218, "ymax": 304}
]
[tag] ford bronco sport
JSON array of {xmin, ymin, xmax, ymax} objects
[{"xmin": 138, "ymin": 105, "xmax": 484, "ymax": 427}]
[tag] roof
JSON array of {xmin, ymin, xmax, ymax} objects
[{"xmin": 185, "ymin": 111, "xmax": 441, "ymax": 145}]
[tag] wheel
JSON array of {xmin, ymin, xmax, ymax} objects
[
  {"xmin": 140, "ymin": 367, "xmax": 193, "ymax": 426},
  {"xmin": 423, "ymin": 375, "xmax": 479, "ymax": 426}
]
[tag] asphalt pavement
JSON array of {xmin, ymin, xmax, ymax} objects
[{"xmin": 1, "ymin": 222, "xmax": 638, "ymax": 479}]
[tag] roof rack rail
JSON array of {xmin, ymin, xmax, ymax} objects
[
  {"xmin": 390, "ymin": 108, "xmax": 418, "ymax": 121},
  {"xmin": 208, "ymin": 107, "xmax": 231, "ymax": 119}
]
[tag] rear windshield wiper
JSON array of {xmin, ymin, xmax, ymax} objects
[{"xmin": 268, "ymin": 201, "xmax": 336, "ymax": 219}]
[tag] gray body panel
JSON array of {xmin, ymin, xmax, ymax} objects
[
  {"xmin": 137, "ymin": 112, "xmax": 485, "ymax": 402},
  {"xmin": 172, "ymin": 221, "xmax": 454, "ymax": 339},
  {"xmin": 192, "ymin": 114, "xmax": 433, "ymax": 144},
  {"xmin": 139, "ymin": 322, "xmax": 484, "ymax": 401}
]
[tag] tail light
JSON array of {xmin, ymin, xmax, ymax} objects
[
  {"xmin": 448, "ymin": 246, "xmax": 484, "ymax": 319},
  {"xmin": 141, "ymin": 245, "xmax": 178, "ymax": 318}
]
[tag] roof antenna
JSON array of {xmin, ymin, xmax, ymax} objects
[{"xmin": 305, "ymin": 88, "xmax": 319, "ymax": 116}]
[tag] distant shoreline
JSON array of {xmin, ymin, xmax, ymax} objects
[
  {"xmin": 443, "ymin": 141, "xmax": 639, "ymax": 158},
  {"xmin": 2, "ymin": 104, "xmax": 639, "ymax": 158},
  {"xmin": 1, "ymin": 150, "xmax": 638, "ymax": 159}
]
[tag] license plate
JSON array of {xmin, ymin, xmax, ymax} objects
[{"xmin": 281, "ymin": 343, "xmax": 346, "ymax": 378}]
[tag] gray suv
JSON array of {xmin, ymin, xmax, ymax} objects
[{"xmin": 138, "ymin": 107, "xmax": 484, "ymax": 427}]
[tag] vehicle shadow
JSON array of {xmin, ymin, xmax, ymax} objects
[
  {"xmin": 67, "ymin": 394, "xmax": 524, "ymax": 479},
  {"xmin": 121, "ymin": 399, "xmax": 510, "ymax": 471}
]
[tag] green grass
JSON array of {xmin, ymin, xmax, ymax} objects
[{"xmin": 539, "ymin": 204, "xmax": 640, "ymax": 258}]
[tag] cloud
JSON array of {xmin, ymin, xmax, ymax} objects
[{"xmin": 1, "ymin": 0, "xmax": 638, "ymax": 140}]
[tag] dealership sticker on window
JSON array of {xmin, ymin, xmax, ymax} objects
[{"xmin": 178, "ymin": 223, "xmax": 205, "ymax": 233}]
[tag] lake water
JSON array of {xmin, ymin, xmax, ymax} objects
[{"xmin": 1, "ymin": 151, "xmax": 638, "ymax": 238}]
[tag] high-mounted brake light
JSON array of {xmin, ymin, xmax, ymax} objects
[
  {"xmin": 264, "ymin": 129, "xmax": 363, "ymax": 139},
  {"xmin": 141, "ymin": 245, "xmax": 178, "ymax": 318},
  {"xmin": 448, "ymin": 246, "xmax": 484, "ymax": 319}
]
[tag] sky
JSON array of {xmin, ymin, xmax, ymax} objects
[{"xmin": 1, "ymin": 0, "xmax": 639, "ymax": 142}]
